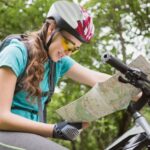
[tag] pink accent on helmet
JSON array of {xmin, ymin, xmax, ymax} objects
[{"xmin": 76, "ymin": 8, "xmax": 94, "ymax": 42}]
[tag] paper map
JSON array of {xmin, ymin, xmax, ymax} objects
[{"xmin": 56, "ymin": 55, "xmax": 150, "ymax": 122}]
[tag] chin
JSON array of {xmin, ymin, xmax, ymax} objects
[
  {"xmin": 51, "ymin": 59, "xmax": 58, "ymax": 62},
  {"xmin": 51, "ymin": 57, "xmax": 60, "ymax": 62}
]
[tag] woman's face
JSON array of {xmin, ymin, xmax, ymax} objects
[{"xmin": 48, "ymin": 30, "xmax": 82, "ymax": 62}]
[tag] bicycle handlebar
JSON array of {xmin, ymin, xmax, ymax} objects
[
  {"xmin": 102, "ymin": 53, "xmax": 130, "ymax": 74},
  {"xmin": 102, "ymin": 53, "xmax": 149, "ymax": 83},
  {"xmin": 102, "ymin": 52, "xmax": 150, "ymax": 112}
]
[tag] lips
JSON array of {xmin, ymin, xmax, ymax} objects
[{"xmin": 58, "ymin": 50, "xmax": 65, "ymax": 59}]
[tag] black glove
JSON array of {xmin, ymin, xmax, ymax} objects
[{"xmin": 53, "ymin": 121, "xmax": 82, "ymax": 141}]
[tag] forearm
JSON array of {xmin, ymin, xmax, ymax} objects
[
  {"xmin": 90, "ymin": 70, "xmax": 111, "ymax": 85},
  {"xmin": 76, "ymin": 71, "xmax": 111, "ymax": 87},
  {"xmin": 0, "ymin": 112, "xmax": 54, "ymax": 137},
  {"xmin": 66, "ymin": 63, "xmax": 111, "ymax": 87}
]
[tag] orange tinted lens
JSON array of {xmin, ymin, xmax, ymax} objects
[
  {"xmin": 61, "ymin": 37, "xmax": 79, "ymax": 54},
  {"xmin": 61, "ymin": 38, "xmax": 70, "ymax": 51},
  {"xmin": 62, "ymin": 37, "xmax": 74, "ymax": 48}
]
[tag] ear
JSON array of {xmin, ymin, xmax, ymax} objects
[{"xmin": 47, "ymin": 22, "xmax": 56, "ymax": 36}]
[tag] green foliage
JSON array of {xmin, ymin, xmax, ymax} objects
[
  {"xmin": 0, "ymin": 0, "xmax": 149, "ymax": 149},
  {"xmin": 0, "ymin": 0, "xmax": 55, "ymax": 39}
]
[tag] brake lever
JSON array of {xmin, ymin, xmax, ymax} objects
[{"xmin": 118, "ymin": 76, "xmax": 130, "ymax": 83}]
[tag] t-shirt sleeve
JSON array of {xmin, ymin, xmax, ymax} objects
[
  {"xmin": 59, "ymin": 56, "xmax": 76, "ymax": 77},
  {"xmin": 0, "ymin": 39, "xmax": 28, "ymax": 77}
]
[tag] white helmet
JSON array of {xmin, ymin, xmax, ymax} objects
[{"xmin": 47, "ymin": 0, "xmax": 95, "ymax": 43}]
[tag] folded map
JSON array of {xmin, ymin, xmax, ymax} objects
[{"xmin": 56, "ymin": 55, "xmax": 150, "ymax": 122}]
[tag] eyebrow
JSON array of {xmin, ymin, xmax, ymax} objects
[{"xmin": 61, "ymin": 33, "xmax": 76, "ymax": 46}]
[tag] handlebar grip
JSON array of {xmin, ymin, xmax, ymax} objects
[{"xmin": 102, "ymin": 53, "xmax": 130, "ymax": 74}]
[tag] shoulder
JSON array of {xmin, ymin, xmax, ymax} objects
[
  {"xmin": 8, "ymin": 39, "xmax": 27, "ymax": 56},
  {"xmin": 0, "ymin": 39, "xmax": 28, "ymax": 77},
  {"xmin": 0, "ymin": 38, "xmax": 28, "ymax": 60}
]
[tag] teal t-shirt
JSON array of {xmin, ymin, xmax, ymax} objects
[{"xmin": 0, "ymin": 39, "xmax": 75, "ymax": 121}]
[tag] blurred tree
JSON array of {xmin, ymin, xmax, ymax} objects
[{"xmin": 0, "ymin": 0, "xmax": 55, "ymax": 39}]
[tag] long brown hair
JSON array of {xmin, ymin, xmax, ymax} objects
[{"xmin": 21, "ymin": 19, "xmax": 55, "ymax": 100}]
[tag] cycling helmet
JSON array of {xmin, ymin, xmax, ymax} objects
[{"xmin": 47, "ymin": 0, "xmax": 94, "ymax": 43}]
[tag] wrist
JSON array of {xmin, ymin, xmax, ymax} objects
[{"xmin": 49, "ymin": 124, "xmax": 55, "ymax": 137}]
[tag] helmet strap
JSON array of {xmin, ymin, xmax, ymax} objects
[{"xmin": 46, "ymin": 28, "xmax": 60, "ymax": 51}]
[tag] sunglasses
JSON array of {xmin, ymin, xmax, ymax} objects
[
  {"xmin": 51, "ymin": 30, "xmax": 80, "ymax": 54},
  {"xmin": 61, "ymin": 36, "xmax": 80, "ymax": 54}
]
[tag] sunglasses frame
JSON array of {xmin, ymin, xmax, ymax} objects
[{"xmin": 51, "ymin": 30, "xmax": 80, "ymax": 54}]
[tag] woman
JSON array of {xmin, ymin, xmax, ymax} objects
[{"xmin": 0, "ymin": 1, "xmax": 111, "ymax": 150}]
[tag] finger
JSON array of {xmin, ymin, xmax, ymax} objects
[
  {"xmin": 82, "ymin": 122, "xmax": 90, "ymax": 129},
  {"xmin": 132, "ymin": 92, "xmax": 142, "ymax": 102}
]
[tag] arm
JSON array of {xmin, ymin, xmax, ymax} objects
[
  {"xmin": 66, "ymin": 62, "xmax": 111, "ymax": 87},
  {"xmin": 0, "ymin": 67, "xmax": 54, "ymax": 137}
]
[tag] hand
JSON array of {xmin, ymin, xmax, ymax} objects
[
  {"xmin": 53, "ymin": 121, "xmax": 82, "ymax": 141},
  {"xmin": 132, "ymin": 92, "xmax": 142, "ymax": 102},
  {"xmin": 82, "ymin": 122, "xmax": 90, "ymax": 129}
]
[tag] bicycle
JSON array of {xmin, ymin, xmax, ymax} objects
[{"xmin": 102, "ymin": 53, "xmax": 150, "ymax": 150}]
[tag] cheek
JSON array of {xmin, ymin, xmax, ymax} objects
[{"xmin": 48, "ymin": 41, "xmax": 62, "ymax": 54}]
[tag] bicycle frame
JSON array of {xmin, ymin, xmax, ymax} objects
[{"xmin": 105, "ymin": 111, "xmax": 150, "ymax": 150}]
